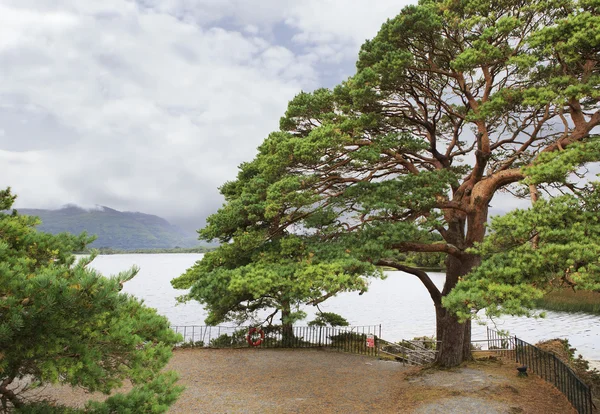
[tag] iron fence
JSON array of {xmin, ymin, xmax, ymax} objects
[
  {"xmin": 171, "ymin": 324, "xmax": 381, "ymax": 357},
  {"xmin": 485, "ymin": 328, "xmax": 594, "ymax": 414},
  {"xmin": 485, "ymin": 326, "xmax": 516, "ymax": 358}
]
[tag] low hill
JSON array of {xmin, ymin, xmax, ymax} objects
[{"xmin": 18, "ymin": 205, "xmax": 201, "ymax": 250}]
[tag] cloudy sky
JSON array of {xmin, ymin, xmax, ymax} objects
[{"xmin": 1, "ymin": 0, "xmax": 417, "ymax": 230}]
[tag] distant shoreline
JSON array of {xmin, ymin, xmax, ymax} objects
[
  {"xmin": 76, "ymin": 246, "xmax": 216, "ymax": 255},
  {"xmin": 535, "ymin": 289, "xmax": 600, "ymax": 315}
]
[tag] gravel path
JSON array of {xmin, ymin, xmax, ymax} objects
[{"xmin": 28, "ymin": 349, "xmax": 576, "ymax": 413}]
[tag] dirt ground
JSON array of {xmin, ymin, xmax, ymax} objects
[
  {"xmin": 25, "ymin": 349, "xmax": 576, "ymax": 413},
  {"xmin": 403, "ymin": 357, "xmax": 576, "ymax": 413}
]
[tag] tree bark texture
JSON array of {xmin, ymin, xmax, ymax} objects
[
  {"xmin": 0, "ymin": 376, "xmax": 22, "ymax": 410},
  {"xmin": 280, "ymin": 301, "xmax": 295, "ymax": 347},
  {"xmin": 434, "ymin": 249, "xmax": 481, "ymax": 367}
]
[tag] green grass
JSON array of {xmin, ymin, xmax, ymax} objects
[{"xmin": 536, "ymin": 289, "xmax": 600, "ymax": 314}]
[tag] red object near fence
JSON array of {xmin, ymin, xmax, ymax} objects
[
  {"xmin": 247, "ymin": 327, "xmax": 265, "ymax": 347},
  {"xmin": 366, "ymin": 334, "xmax": 375, "ymax": 348}
]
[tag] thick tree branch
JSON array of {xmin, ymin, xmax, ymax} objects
[
  {"xmin": 307, "ymin": 290, "xmax": 341, "ymax": 306},
  {"xmin": 544, "ymin": 109, "xmax": 600, "ymax": 153},
  {"xmin": 436, "ymin": 200, "xmax": 472, "ymax": 214},
  {"xmin": 376, "ymin": 259, "xmax": 441, "ymax": 304},
  {"xmin": 471, "ymin": 168, "xmax": 524, "ymax": 206},
  {"xmin": 391, "ymin": 242, "xmax": 464, "ymax": 258}
]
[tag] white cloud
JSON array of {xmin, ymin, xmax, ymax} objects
[
  {"xmin": 243, "ymin": 24, "xmax": 259, "ymax": 35},
  {"xmin": 0, "ymin": 0, "xmax": 413, "ymax": 229},
  {"xmin": 134, "ymin": 0, "xmax": 411, "ymax": 63}
]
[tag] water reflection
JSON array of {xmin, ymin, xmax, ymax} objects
[{"xmin": 88, "ymin": 254, "xmax": 600, "ymax": 360}]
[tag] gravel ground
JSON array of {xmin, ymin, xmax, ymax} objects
[
  {"xmin": 406, "ymin": 367, "xmax": 507, "ymax": 391},
  {"xmin": 167, "ymin": 348, "xmax": 411, "ymax": 413},
  {"xmin": 404, "ymin": 362, "xmax": 576, "ymax": 414},
  {"xmin": 26, "ymin": 349, "xmax": 576, "ymax": 413},
  {"xmin": 34, "ymin": 349, "xmax": 411, "ymax": 413},
  {"xmin": 412, "ymin": 396, "xmax": 509, "ymax": 414}
]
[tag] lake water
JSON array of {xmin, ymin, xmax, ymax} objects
[{"xmin": 88, "ymin": 253, "xmax": 600, "ymax": 361}]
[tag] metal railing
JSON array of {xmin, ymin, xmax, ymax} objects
[
  {"xmin": 486, "ymin": 326, "xmax": 516, "ymax": 358},
  {"xmin": 485, "ymin": 328, "xmax": 594, "ymax": 414},
  {"xmin": 171, "ymin": 324, "xmax": 381, "ymax": 357}
]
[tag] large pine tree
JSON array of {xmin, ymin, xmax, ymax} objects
[{"xmin": 175, "ymin": 0, "xmax": 599, "ymax": 367}]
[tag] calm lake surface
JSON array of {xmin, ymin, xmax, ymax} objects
[{"xmin": 89, "ymin": 253, "xmax": 600, "ymax": 360}]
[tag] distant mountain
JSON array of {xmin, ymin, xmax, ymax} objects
[{"xmin": 17, "ymin": 205, "xmax": 201, "ymax": 250}]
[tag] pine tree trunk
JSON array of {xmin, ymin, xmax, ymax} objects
[
  {"xmin": 434, "ymin": 253, "xmax": 479, "ymax": 367},
  {"xmin": 280, "ymin": 301, "xmax": 294, "ymax": 347},
  {"xmin": 462, "ymin": 317, "xmax": 473, "ymax": 361},
  {"xmin": 0, "ymin": 376, "xmax": 22, "ymax": 410},
  {"xmin": 435, "ymin": 306, "xmax": 469, "ymax": 367}
]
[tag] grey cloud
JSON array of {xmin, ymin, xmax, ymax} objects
[
  {"xmin": 0, "ymin": 101, "xmax": 80, "ymax": 151},
  {"xmin": 0, "ymin": 0, "xmax": 419, "ymax": 233}
]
